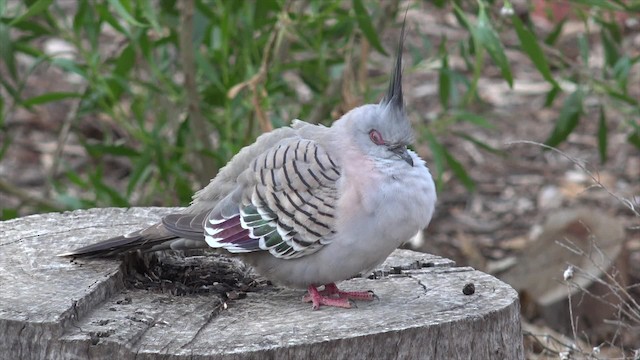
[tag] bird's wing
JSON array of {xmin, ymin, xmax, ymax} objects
[{"xmin": 192, "ymin": 137, "xmax": 341, "ymax": 259}]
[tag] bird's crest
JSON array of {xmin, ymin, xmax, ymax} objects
[{"xmin": 381, "ymin": 14, "xmax": 406, "ymax": 114}]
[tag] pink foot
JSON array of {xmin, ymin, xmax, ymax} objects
[{"xmin": 302, "ymin": 283, "xmax": 377, "ymax": 310}]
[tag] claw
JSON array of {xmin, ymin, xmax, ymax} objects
[{"xmin": 303, "ymin": 283, "xmax": 376, "ymax": 310}]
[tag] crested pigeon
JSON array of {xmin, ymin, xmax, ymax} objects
[{"xmin": 60, "ymin": 20, "xmax": 437, "ymax": 310}]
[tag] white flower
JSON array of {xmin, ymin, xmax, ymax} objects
[
  {"xmin": 563, "ymin": 266, "xmax": 574, "ymax": 281},
  {"xmin": 500, "ymin": 5, "xmax": 514, "ymax": 17}
]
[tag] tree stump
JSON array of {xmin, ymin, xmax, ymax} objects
[{"xmin": 0, "ymin": 208, "xmax": 524, "ymax": 359}]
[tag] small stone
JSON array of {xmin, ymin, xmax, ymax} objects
[{"xmin": 462, "ymin": 283, "xmax": 475, "ymax": 295}]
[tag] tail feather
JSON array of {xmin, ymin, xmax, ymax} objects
[{"xmin": 58, "ymin": 223, "xmax": 180, "ymax": 258}]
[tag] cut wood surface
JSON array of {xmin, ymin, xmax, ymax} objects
[{"xmin": 0, "ymin": 208, "xmax": 524, "ymax": 359}]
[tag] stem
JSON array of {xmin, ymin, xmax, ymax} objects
[{"xmin": 179, "ymin": 0, "xmax": 217, "ymax": 186}]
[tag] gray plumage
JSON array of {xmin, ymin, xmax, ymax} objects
[{"xmin": 61, "ymin": 19, "xmax": 436, "ymax": 306}]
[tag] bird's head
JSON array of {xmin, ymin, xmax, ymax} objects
[{"xmin": 333, "ymin": 19, "xmax": 413, "ymax": 166}]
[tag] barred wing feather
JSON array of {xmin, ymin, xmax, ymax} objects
[{"xmin": 203, "ymin": 138, "xmax": 340, "ymax": 259}]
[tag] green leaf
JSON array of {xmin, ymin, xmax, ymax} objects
[
  {"xmin": 0, "ymin": 73, "xmax": 19, "ymax": 102},
  {"xmin": 597, "ymin": 17, "xmax": 622, "ymax": 43},
  {"xmin": 453, "ymin": 131, "xmax": 504, "ymax": 155},
  {"xmin": 22, "ymin": 92, "xmax": 81, "ymax": 106},
  {"xmin": 452, "ymin": 4, "xmax": 471, "ymax": 32},
  {"xmin": 602, "ymin": 85, "xmax": 639, "ymax": 106},
  {"xmin": 96, "ymin": 1, "xmax": 130, "ymax": 38},
  {"xmin": 544, "ymin": 85, "xmax": 561, "ymax": 107},
  {"xmin": 65, "ymin": 170, "xmax": 88, "ymax": 188},
  {"xmin": 424, "ymin": 129, "xmax": 445, "ymax": 190},
  {"xmin": 438, "ymin": 43, "xmax": 451, "ymax": 109},
  {"xmin": 174, "ymin": 175, "xmax": 194, "ymax": 204},
  {"xmin": 113, "ymin": 44, "xmax": 136, "ymax": 77},
  {"xmin": 55, "ymin": 194, "xmax": 85, "ymax": 210},
  {"xmin": 452, "ymin": 111, "xmax": 494, "ymax": 129},
  {"xmin": 544, "ymin": 89, "xmax": 584, "ymax": 147},
  {"xmin": 9, "ymin": 0, "xmax": 53, "ymax": 25},
  {"xmin": 107, "ymin": 0, "xmax": 146, "ymax": 27},
  {"xmin": 601, "ymin": 28, "xmax": 620, "ymax": 68},
  {"xmin": 512, "ymin": 15, "xmax": 558, "ymax": 88},
  {"xmin": 0, "ymin": 94, "xmax": 4, "ymax": 128},
  {"xmin": 90, "ymin": 170, "xmax": 129, "ymax": 207},
  {"xmin": 578, "ymin": 34, "xmax": 589, "ymax": 66},
  {"xmin": 84, "ymin": 143, "xmax": 140, "ymax": 157},
  {"xmin": 0, "ymin": 123, "xmax": 10, "ymax": 159},
  {"xmin": 0, "ymin": 207, "xmax": 18, "ymax": 221},
  {"xmin": 0, "ymin": 22, "xmax": 16, "ymax": 79},
  {"xmin": 352, "ymin": 0, "xmax": 387, "ymax": 55},
  {"xmin": 628, "ymin": 129, "xmax": 640, "ymax": 149},
  {"xmin": 613, "ymin": 56, "xmax": 631, "ymax": 93},
  {"xmin": 10, "ymin": 18, "xmax": 52, "ymax": 36},
  {"xmin": 544, "ymin": 17, "xmax": 566, "ymax": 46},
  {"xmin": 140, "ymin": 0, "xmax": 162, "ymax": 32},
  {"xmin": 443, "ymin": 147, "xmax": 475, "ymax": 191},
  {"xmin": 127, "ymin": 152, "xmax": 153, "ymax": 196},
  {"xmin": 597, "ymin": 106, "xmax": 607, "ymax": 163},
  {"xmin": 73, "ymin": 0, "xmax": 88, "ymax": 33},
  {"xmin": 570, "ymin": 0, "xmax": 624, "ymax": 10},
  {"xmin": 50, "ymin": 58, "xmax": 87, "ymax": 78},
  {"xmin": 475, "ymin": 5, "xmax": 512, "ymax": 87}
]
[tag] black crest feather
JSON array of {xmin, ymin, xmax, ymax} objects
[{"xmin": 382, "ymin": 13, "xmax": 406, "ymax": 111}]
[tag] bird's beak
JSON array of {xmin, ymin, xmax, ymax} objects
[{"xmin": 391, "ymin": 145, "xmax": 413, "ymax": 167}]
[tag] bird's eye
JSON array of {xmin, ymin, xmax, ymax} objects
[{"xmin": 369, "ymin": 129, "xmax": 385, "ymax": 145}]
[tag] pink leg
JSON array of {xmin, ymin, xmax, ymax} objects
[
  {"xmin": 322, "ymin": 283, "xmax": 377, "ymax": 301},
  {"xmin": 302, "ymin": 283, "xmax": 377, "ymax": 310}
]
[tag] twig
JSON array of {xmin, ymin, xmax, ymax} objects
[
  {"xmin": 227, "ymin": 1, "xmax": 297, "ymax": 133},
  {"xmin": 179, "ymin": 0, "xmax": 217, "ymax": 185},
  {"xmin": 566, "ymin": 279, "xmax": 579, "ymax": 346},
  {"xmin": 505, "ymin": 140, "xmax": 640, "ymax": 218},
  {"xmin": 46, "ymin": 84, "xmax": 86, "ymax": 198}
]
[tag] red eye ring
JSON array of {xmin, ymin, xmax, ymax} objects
[{"xmin": 369, "ymin": 129, "xmax": 385, "ymax": 145}]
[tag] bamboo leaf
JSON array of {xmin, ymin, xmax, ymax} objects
[
  {"xmin": 22, "ymin": 92, "xmax": 81, "ymax": 106},
  {"xmin": 0, "ymin": 22, "xmax": 16, "ymax": 79},
  {"xmin": 512, "ymin": 15, "xmax": 558, "ymax": 87},
  {"xmin": 544, "ymin": 90, "xmax": 584, "ymax": 147},
  {"xmin": 601, "ymin": 28, "xmax": 620, "ymax": 68},
  {"xmin": 443, "ymin": 147, "xmax": 475, "ymax": 191},
  {"xmin": 438, "ymin": 42, "xmax": 451, "ymax": 109},
  {"xmin": 424, "ymin": 129, "xmax": 445, "ymax": 190},
  {"xmin": 352, "ymin": 0, "xmax": 387, "ymax": 55},
  {"xmin": 84, "ymin": 143, "xmax": 140, "ymax": 157},
  {"xmin": 570, "ymin": 0, "xmax": 624, "ymax": 10},
  {"xmin": 578, "ymin": 34, "xmax": 589, "ymax": 66},
  {"xmin": 453, "ymin": 131, "xmax": 504, "ymax": 155},
  {"xmin": 628, "ymin": 129, "xmax": 640, "ymax": 149},
  {"xmin": 453, "ymin": 111, "xmax": 494, "ymax": 129},
  {"xmin": 544, "ymin": 85, "xmax": 561, "ymax": 107},
  {"xmin": 107, "ymin": 0, "xmax": 146, "ymax": 27},
  {"xmin": 544, "ymin": 18, "xmax": 566, "ymax": 46},
  {"xmin": 9, "ymin": 0, "xmax": 53, "ymax": 25},
  {"xmin": 476, "ymin": 5, "xmax": 512, "ymax": 87}
]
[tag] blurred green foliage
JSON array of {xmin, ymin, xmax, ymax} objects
[{"xmin": 0, "ymin": 0, "xmax": 639, "ymax": 220}]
